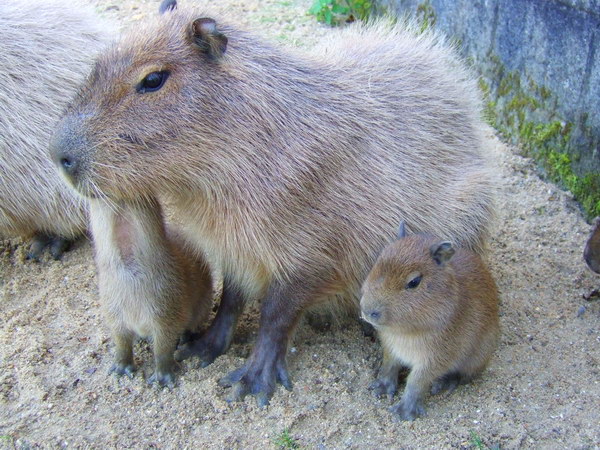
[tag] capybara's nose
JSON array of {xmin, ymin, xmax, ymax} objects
[
  {"xmin": 58, "ymin": 154, "xmax": 79, "ymax": 176},
  {"xmin": 49, "ymin": 133, "xmax": 80, "ymax": 179},
  {"xmin": 362, "ymin": 308, "xmax": 382, "ymax": 325},
  {"xmin": 49, "ymin": 115, "xmax": 88, "ymax": 181}
]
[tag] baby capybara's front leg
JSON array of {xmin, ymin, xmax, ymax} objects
[
  {"xmin": 148, "ymin": 329, "xmax": 180, "ymax": 388},
  {"xmin": 109, "ymin": 330, "xmax": 135, "ymax": 378},
  {"xmin": 369, "ymin": 347, "xmax": 403, "ymax": 400}
]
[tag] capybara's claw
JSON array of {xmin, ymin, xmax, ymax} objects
[
  {"xmin": 175, "ymin": 338, "xmax": 222, "ymax": 367},
  {"xmin": 48, "ymin": 237, "xmax": 72, "ymax": 260},
  {"xmin": 369, "ymin": 378, "xmax": 397, "ymax": 400},
  {"xmin": 390, "ymin": 399, "xmax": 426, "ymax": 421},
  {"xmin": 109, "ymin": 363, "xmax": 136, "ymax": 378},
  {"xmin": 148, "ymin": 370, "xmax": 176, "ymax": 388},
  {"xmin": 219, "ymin": 358, "xmax": 292, "ymax": 407}
]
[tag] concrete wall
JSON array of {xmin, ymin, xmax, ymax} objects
[{"xmin": 378, "ymin": 0, "xmax": 600, "ymax": 177}]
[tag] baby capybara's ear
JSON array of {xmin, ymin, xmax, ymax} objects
[
  {"xmin": 190, "ymin": 18, "xmax": 228, "ymax": 59},
  {"xmin": 430, "ymin": 241, "xmax": 455, "ymax": 265},
  {"xmin": 158, "ymin": 0, "xmax": 177, "ymax": 15}
]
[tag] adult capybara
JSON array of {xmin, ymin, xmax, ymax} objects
[
  {"xmin": 50, "ymin": 2, "xmax": 496, "ymax": 405},
  {"xmin": 90, "ymin": 197, "xmax": 213, "ymax": 387},
  {"xmin": 361, "ymin": 222, "xmax": 500, "ymax": 420},
  {"xmin": 584, "ymin": 217, "xmax": 600, "ymax": 274},
  {"xmin": 0, "ymin": 0, "xmax": 112, "ymax": 259}
]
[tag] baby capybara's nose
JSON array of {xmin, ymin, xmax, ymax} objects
[{"xmin": 362, "ymin": 308, "xmax": 382, "ymax": 325}]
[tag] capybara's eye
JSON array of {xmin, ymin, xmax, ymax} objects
[
  {"xmin": 406, "ymin": 275, "xmax": 422, "ymax": 289},
  {"xmin": 137, "ymin": 71, "xmax": 170, "ymax": 93}
]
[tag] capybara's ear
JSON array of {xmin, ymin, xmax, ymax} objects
[
  {"xmin": 158, "ymin": 0, "xmax": 177, "ymax": 15},
  {"xmin": 397, "ymin": 221, "xmax": 407, "ymax": 239},
  {"xmin": 430, "ymin": 241, "xmax": 455, "ymax": 265},
  {"xmin": 191, "ymin": 18, "xmax": 228, "ymax": 59}
]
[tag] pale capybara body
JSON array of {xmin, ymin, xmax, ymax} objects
[
  {"xmin": 89, "ymin": 197, "xmax": 213, "ymax": 386},
  {"xmin": 361, "ymin": 223, "xmax": 500, "ymax": 420},
  {"xmin": 51, "ymin": 3, "xmax": 496, "ymax": 405},
  {"xmin": 0, "ymin": 0, "xmax": 112, "ymax": 259},
  {"xmin": 584, "ymin": 217, "xmax": 600, "ymax": 274}
]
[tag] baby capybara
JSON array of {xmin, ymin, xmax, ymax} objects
[{"xmin": 361, "ymin": 222, "xmax": 499, "ymax": 420}]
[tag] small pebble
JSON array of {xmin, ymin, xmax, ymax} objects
[{"xmin": 576, "ymin": 306, "xmax": 586, "ymax": 318}]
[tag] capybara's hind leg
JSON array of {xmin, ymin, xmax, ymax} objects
[
  {"xmin": 431, "ymin": 371, "xmax": 463, "ymax": 395},
  {"xmin": 26, "ymin": 233, "xmax": 73, "ymax": 261},
  {"xmin": 175, "ymin": 279, "xmax": 245, "ymax": 366},
  {"xmin": 218, "ymin": 275, "xmax": 322, "ymax": 407}
]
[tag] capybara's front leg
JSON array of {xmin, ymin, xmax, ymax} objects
[
  {"xmin": 148, "ymin": 329, "xmax": 179, "ymax": 388},
  {"xmin": 390, "ymin": 365, "xmax": 435, "ymax": 421},
  {"xmin": 219, "ymin": 276, "xmax": 316, "ymax": 407},
  {"xmin": 109, "ymin": 330, "xmax": 136, "ymax": 378},
  {"xmin": 369, "ymin": 347, "xmax": 403, "ymax": 400},
  {"xmin": 176, "ymin": 278, "xmax": 245, "ymax": 366}
]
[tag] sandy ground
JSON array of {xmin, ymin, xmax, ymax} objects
[{"xmin": 1, "ymin": 0, "xmax": 599, "ymax": 448}]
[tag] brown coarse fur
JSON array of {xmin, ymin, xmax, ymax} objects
[
  {"xmin": 89, "ymin": 197, "xmax": 213, "ymax": 387},
  {"xmin": 0, "ymin": 0, "xmax": 112, "ymax": 259},
  {"xmin": 584, "ymin": 217, "xmax": 600, "ymax": 274},
  {"xmin": 51, "ymin": 4, "xmax": 496, "ymax": 404},
  {"xmin": 360, "ymin": 226, "xmax": 500, "ymax": 420}
]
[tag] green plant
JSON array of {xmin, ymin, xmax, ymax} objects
[
  {"xmin": 274, "ymin": 429, "xmax": 300, "ymax": 449},
  {"xmin": 308, "ymin": 0, "xmax": 372, "ymax": 26},
  {"xmin": 470, "ymin": 431, "xmax": 486, "ymax": 449}
]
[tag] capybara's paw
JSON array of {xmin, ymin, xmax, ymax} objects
[
  {"xmin": 431, "ymin": 372, "xmax": 461, "ymax": 395},
  {"xmin": 109, "ymin": 362, "xmax": 136, "ymax": 378},
  {"xmin": 175, "ymin": 337, "xmax": 223, "ymax": 368},
  {"xmin": 369, "ymin": 377, "xmax": 397, "ymax": 400},
  {"xmin": 26, "ymin": 234, "xmax": 52, "ymax": 262},
  {"xmin": 218, "ymin": 357, "xmax": 292, "ymax": 408},
  {"xmin": 148, "ymin": 369, "xmax": 176, "ymax": 388},
  {"xmin": 390, "ymin": 399, "xmax": 426, "ymax": 421},
  {"xmin": 48, "ymin": 237, "xmax": 72, "ymax": 260},
  {"xmin": 26, "ymin": 233, "xmax": 73, "ymax": 261},
  {"xmin": 178, "ymin": 330, "xmax": 200, "ymax": 346}
]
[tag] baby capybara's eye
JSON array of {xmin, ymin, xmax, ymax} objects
[{"xmin": 137, "ymin": 71, "xmax": 169, "ymax": 93}]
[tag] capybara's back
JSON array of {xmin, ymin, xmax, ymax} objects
[
  {"xmin": 305, "ymin": 20, "xmax": 496, "ymax": 262},
  {"xmin": 0, "ymin": 0, "xmax": 111, "ymax": 253}
]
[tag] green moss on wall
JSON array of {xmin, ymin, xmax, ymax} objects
[{"xmin": 480, "ymin": 59, "xmax": 600, "ymax": 219}]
